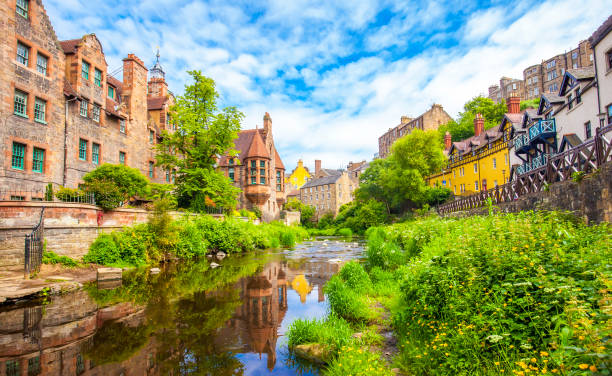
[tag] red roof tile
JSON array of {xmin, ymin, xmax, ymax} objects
[
  {"xmin": 274, "ymin": 149, "xmax": 285, "ymax": 170},
  {"xmin": 59, "ymin": 39, "xmax": 80, "ymax": 54},
  {"xmin": 147, "ymin": 96, "xmax": 167, "ymax": 110},
  {"xmin": 246, "ymin": 129, "xmax": 270, "ymax": 159}
]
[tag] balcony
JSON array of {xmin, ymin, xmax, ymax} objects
[
  {"xmin": 516, "ymin": 154, "xmax": 549, "ymax": 176},
  {"xmin": 513, "ymin": 119, "xmax": 556, "ymax": 154}
]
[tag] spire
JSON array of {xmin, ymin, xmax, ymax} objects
[{"xmin": 150, "ymin": 47, "xmax": 165, "ymax": 80}]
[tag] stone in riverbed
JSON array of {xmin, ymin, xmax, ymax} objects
[
  {"xmin": 150, "ymin": 268, "xmax": 161, "ymax": 274},
  {"xmin": 97, "ymin": 267, "xmax": 122, "ymax": 281},
  {"xmin": 216, "ymin": 251, "xmax": 226, "ymax": 260},
  {"xmin": 210, "ymin": 262, "xmax": 220, "ymax": 268},
  {"xmin": 292, "ymin": 343, "xmax": 330, "ymax": 364}
]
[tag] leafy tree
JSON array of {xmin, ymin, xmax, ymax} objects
[
  {"xmin": 520, "ymin": 98, "xmax": 540, "ymax": 111},
  {"xmin": 356, "ymin": 129, "xmax": 446, "ymax": 213},
  {"xmin": 155, "ymin": 70, "xmax": 243, "ymax": 211},
  {"xmin": 334, "ymin": 200, "xmax": 388, "ymax": 235},
  {"xmin": 424, "ymin": 186, "xmax": 453, "ymax": 206},
  {"xmin": 438, "ymin": 96, "xmax": 507, "ymax": 142},
  {"xmin": 81, "ymin": 164, "xmax": 149, "ymax": 210},
  {"xmin": 284, "ymin": 198, "xmax": 316, "ymax": 227}
]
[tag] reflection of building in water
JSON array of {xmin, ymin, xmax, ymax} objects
[
  {"xmin": 291, "ymin": 275, "xmax": 312, "ymax": 303},
  {"xmin": 0, "ymin": 290, "xmax": 158, "ymax": 376},
  {"xmin": 220, "ymin": 261, "xmax": 288, "ymax": 371}
]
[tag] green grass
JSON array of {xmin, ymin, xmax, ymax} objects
[
  {"xmin": 287, "ymin": 315, "xmax": 354, "ymax": 357},
  {"xmin": 324, "ymin": 345, "xmax": 393, "ymax": 376},
  {"xmin": 42, "ymin": 251, "xmax": 79, "ymax": 267}
]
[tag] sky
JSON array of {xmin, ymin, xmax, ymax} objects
[{"xmin": 44, "ymin": 0, "xmax": 610, "ymax": 171}]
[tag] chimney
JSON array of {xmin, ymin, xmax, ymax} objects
[
  {"xmin": 507, "ymin": 95, "xmax": 520, "ymax": 114},
  {"xmin": 263, "ymin": 112, "xmax": 272, "ymax": 133},
  {"xmin": 122, "ymin": 54, "xmax": 148, "ymax": 118},
  {"xmin": 400, "ymin": 116, "xmax": 410, "ymax": 125},
  {"xmin": 474, "ymin": 113, "xmax": 484, "ymax": 137},
  {"xmin": 444, "ymin": 131, "xmax": 452, "ymax": 150},
  {"xmin": 315, "ymin": 160, "xmax": 321, "ymax": 176}
]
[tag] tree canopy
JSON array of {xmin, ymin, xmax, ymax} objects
[
  {"xmin": 438, "ymin": 96, "xmax": 507, "ymax": 142},
  {"xmin": 356, "ymin": 129, "xmax": 447, "ymax": 213},
  {"xmin": 155, "ymin": 70, "xmax": 243, "ymax": 211}
]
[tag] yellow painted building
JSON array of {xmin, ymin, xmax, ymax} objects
[
  {"xmin": 428, "ymin": 104, "xmax": 523, "ymax": 196},
  {"xmin": 287, "ymin": 159, "xmax": 312, "ymax": 189}
]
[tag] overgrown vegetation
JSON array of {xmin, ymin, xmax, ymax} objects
[
  {"xmin": 42, "ymin": 250, "xmax": 79, "ymax": 267},
  {"xmin": 284, "ymin": 197, "xmax": 316, "ymax": 227},
  {"xmin": 83, "ymin": 214, "xmax": 309, "ymax": 267}
]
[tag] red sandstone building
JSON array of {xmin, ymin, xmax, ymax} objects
[
  {"xmin": 218, "ymin": 113, "xmax": 286, "ymax": 221},
  {"xmin": 0, "ymin": 0, "xmax": 174, "ymax": 195}
]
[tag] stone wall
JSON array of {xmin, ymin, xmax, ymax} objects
[
  {"xmin": 281, "ymin": 211, "xmax": 300, "ymax": 226},
  {"xmin": 442, "ymin": 161, "xmax": 612, "ymax": 224},
  {"xmin": 0, "ymin": 202, "xmax": 199, "ymax": 271}
]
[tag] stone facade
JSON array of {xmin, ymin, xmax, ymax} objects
[
  {"xmin": 299, "ymin": 161, "xmax": 358, "ymax": 219},
  {"xmin": 0, "ymin": 1, "xmax": 175, "ymax": 192},
  {"xmin": 488, "ymin": 40, "xmax": 594, "ymax": 103},
  {"xmin": 378, "ymin": 104, "xmax": 452, "ymax": 159},
  {"xmin": 218, "ymin": 113, "xmax": 286, "ymax": 222}
]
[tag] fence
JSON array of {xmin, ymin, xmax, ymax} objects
[
  {"xmin": 0, "ymin": 188, "xmax": 95, "ymax": 205},
  {"xmin": 438, "ymin": 124, "xmax": 612, "ymax": 214},
  {"xmin": 24, "ymin": 207, "xmax": 44, "ymax": 277}
]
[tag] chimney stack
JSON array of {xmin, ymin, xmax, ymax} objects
[
  {"xmin": 263, "ymin": 112, "xmax": 272, "ymax": 133},
  {"xmin": 474, "ymin": 113, "xmax": 484, "ymax": 137},
  {"xmin": 315, "ymin": 160, "xmax": 321, "ymax": 176},
  {"xmin": 400, "ymin": 116, "xmax": 410, "ymax": 125},
  {"xmin": 444, "ymin": 131, "xmax": 452, "ymax": 150},
  {"xmin": 507, "ymin": 95, "xmax": 520, "ymax": 114}
]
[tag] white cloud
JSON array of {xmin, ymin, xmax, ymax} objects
[{"xmin": 44, "ymin": 0, "xmax": 610, "ymax": 171}]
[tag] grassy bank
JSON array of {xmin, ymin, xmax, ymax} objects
[
  {"xmin": 288, "ymin": 211, "xmax": 611, "ymax": 375},
  {"xmin": 84, "ymin": 214, "xmax": 309, "ymax": 267}
]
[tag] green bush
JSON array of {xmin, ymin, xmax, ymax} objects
[
  {"xmin": 338, "ymin": 261, "xmax": 371, "ymax": 293},
  {"xmin": 336, "ymin": 228, "xmax": 352, "ymax": 237},
  {"xmin": 324, "ymin": 275, "xmax": 374, "ymax": 323},
  {"xmin": 42, "ymin": 251, "xmax": 78, "ymax": 267},
  {"xmin": 84, "ymin": 234, "xmax": 120, "ymax": 265},
  {"xmin": 365, "ymin": 227, "xmax": 406, "ymax": 270},
  {"xmin": 55, "ymin": 186, "xmax": 84, "ymax": 202},
  {"xmin": 82, "ymin": 163, "xmax": 149, "ymax": 199},
  {"xmin": 84, "ymin": 180, "xmax": 124, "ymax": 210}
]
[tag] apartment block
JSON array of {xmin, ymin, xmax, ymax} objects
[
  {"xmin": 378, "ymin": 104, "xmax": 452, "ymax": 159},
  {"xmin": 0, "ymin": 0, "xmax": 175, "ymax": 194}
]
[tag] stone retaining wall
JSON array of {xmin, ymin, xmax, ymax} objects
[
  {"xmin": 0, "ymin": 202, "xmax": 204, "ymax": 271},
  {"xmin": 443, "ymin": 162, "xmax": 612, "ymax": 224}
]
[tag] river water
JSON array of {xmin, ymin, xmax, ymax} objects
[{"xmin": 0, "ymin": 238, "xmax": 364, "ymax": 375}]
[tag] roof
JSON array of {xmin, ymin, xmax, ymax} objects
[
  {"xmin": 450, "ymin": 127, "xmax": 503, "ymax": 156},
  {"xmin": 59, "ymin": 39, "xmax": 80, "ymax": 54},
  {"xmin": 147, "ymin": 96, "xmax": 167, "ymax": 110},
  {"xmin": 246, "ymin": 129, "xmax": 270, "ymax": 159},
  {"xmin": 301, "ymin": 174, "xmax": 343, "ymax": 189},
  {"xmin": 107, "ymin": 75, "xmax": 123, "ymax": 94},
  {"xmin": 559, "ymin": 134, "xmax": 583, "ymax": 152},
  {"xmin": 63, "ymin": 79, "xmax": 78, "ymax": 97},
  {"xmin": 589, "ymin": 15, "xmax": 612, "ymax": 47},
  {"xmin": 274, "ymin": 149, "xmax": 285, "ymax": 169},
  {"xmin": 105, "ymin": 98, "xmax": 125, "ymax": 119},
  {"xmin": 538, "ymin": 93, "xmax": 565, "ymax": 115},
  {"xmin": 319, "ymin": 168, "xmax": 342, "ymax": 177},
  {"xmin": 559, "ymin": 67, "xmax": 596, "ymax": 96},
  {"xmin": 566, "ymin": 67, "xmax": 595, "ymax": 80}
]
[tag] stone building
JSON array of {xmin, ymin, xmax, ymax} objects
[
  {"xmin": 378, "ymin": 103, "xmax": 452, "ymax": 159},
  {"xmin": 487, "ymin": 40, "xmax": 594, "ymax": 103},
  {"xmin": 299, "ymin": 160, "xmax": 357, "ymax": 219},
  {"xmin": 218, "ymin": 113, "xmax": 286, "ymax": 221},
  {"xmin": 0, "ymin": 0, "xmax": 174, "ymax": 195}
]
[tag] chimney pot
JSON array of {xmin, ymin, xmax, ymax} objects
[
  {"xmin": 444, "ymin": 131, "xmax": 452, "ymax": 150},
  {"xmin": 474, "ymin": 113, "xmax": 485, "ymax": 137},
  {"xmin": 507, "ymin": 95, "xmax": 521, "ymax": 114},
  {"xmin": 315, "ymin": 160, "xmax": 321, "ymax": 176}
]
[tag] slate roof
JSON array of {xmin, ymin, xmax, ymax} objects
[
  {"xmin": 301, "ymin": 174, "xmax": 342, "ymax": 189},
  {"xmin": 147, "ymin": 97, "xmax": 167, "ymax": 110},
  {"xmin": 450, "ymin": 127, "xmax": 503, "ymax": 155},
  {"xmin": 246, "ymin": 130, "xmax": 269, "ymax": 159},
  {"xmin": 559, "ymin": 134, "xmax": 584, "ymax": 152},
  {"xmin": 567, "ymin": 67, "xmax": 595, "ymax": 80},
  {"xmin": 589, "ymin": 15, "xmax": 612, "ymax": 47},
  {"xmin": 59, "ymin": 39, "xmax": 80, "ymax": 54}
]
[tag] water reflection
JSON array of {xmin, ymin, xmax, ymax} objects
[{"xmin": 0, "ymin": 238, "xmax": 363, "ymax": 375}]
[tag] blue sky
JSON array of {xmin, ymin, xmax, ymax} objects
[{"xmin": 44, "ymin": 0, "xmax": 610, "ymax": 171}]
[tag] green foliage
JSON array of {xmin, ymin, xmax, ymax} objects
[
  {"xmin": 147, "ymin": 183, "xmax": 177, "ymax": 208},
  {"xmin": 45, "ymin": 183, "xmax": 53, "ymax": 201},
  {"xmin": 571, "ymin": 170, "xmax": 586, "ymax": 183},
  {"xmin": 42, "ymin": 251, "xmax": 78, "ymax": 267},
  {"xmin": 325, "ymin": 345, "xmax": 393, "ymax": 376},
  {"xmin": 155, "ymin": 70, "xmax": 243, "ymax": 210},
  {"xmin": 520, "ymin": 98, "xmax": 540, "ymax": 111},
  {"xmin": 84, "ymin": 234, "xmax": 120, "ymax": 265},
  {"xmin": 84, "ymin": 321, "xmax": 150, "ymax": 365},
  {"xmin": 84, "ymin": 180, "xmax": 124, "ymax": 211},
  {"xmin": 84, "ymin": 225, "xmax": 152, "ymax": 266},
  {"xmin": 55, "ymin": 186, "xmax": 84, "ymax": 202},
  {"xmin": 285, "ymin": 197, "xmax": 316, "ymax": 226},
  {"xmin": 365, "ymin": 227, "xmax": 407, "ymax": 270},
  {"xmin": 356, "ymin": 130, "xmax": 445, "ymax": 213},
  {"xmin": 251, "ymin": 206, "xmax": 262, "ymax": 219},
  {"xmin": 148, "ymin": 198, "xmax": 179, "ymax": 260},
  {"xmin": 425, "ymin": 186, "xmax": 452, "ymax": 206},
  {"xmin": 336, "ymin": 228, "xmax": 352, "ymax": 237},
  {"xmin": 334, "ymin": 200, "xmax": 389, "ymax": 234},
  {"xmin": 368, "ymin": 212, "xmax": 612, "ymax": 375},
  {"xmin": 438, "ymin": 96, "xmax": 507, "ymax": 142},
  {"xmin": 325, "ymin": 273, "xmax": 375, "ymax": 324},
  {"xmin": 287, "ymin": 315, "xmax": 354, "ymax": 357},
  {"xmin": 318, "ymin": 212, "xmax": 335, "ymax": 229},
  {"xmin": 83, "ymin": 163, "xmax": 149, "ymax": 201},
  {"xmin": 338, "ymin": 262, "xmax": 372, "ymax": 294}
]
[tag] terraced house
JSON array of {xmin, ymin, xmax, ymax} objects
[
  {"xmin": 427, "ymin": 97, "xmax": 521, "ymax": 195},
  {"xmin": 0, "ymin": 0, "xmax": 175, "ymax": 196}
]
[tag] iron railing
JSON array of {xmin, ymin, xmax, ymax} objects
[
  {"xmin": 24, "ymin": 208, "xmax": 44, "ymax": 278},
  {"xmin": 0, "ymin": 188, "xmax": 95, "ymax": 204},
  {"xmin": 439, "ymin": 124, "xmax": 612, "ymax": 214}
]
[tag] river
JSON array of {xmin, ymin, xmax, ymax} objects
[{"xmin": 0, "ymin": 238, "xmax": 363, "ymax": 375}]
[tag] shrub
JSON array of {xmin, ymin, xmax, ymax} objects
[
  {"xmin": 84, "ymin": 234, "xmax": 120, "ymax": 265},
  {"xmin": 148, "ymin": 198, "xmax": 179, "ymax": 258},
  {"xmin": 55, "ymin": 186, "xmax": 84, "ymax": 202},
  {"xmin": 82, "ymin": 163, "xmax": 149, "ymax": 199},
  {"xmin": 338, "ymin": 261, "xmax": 371, "ymax": 293},
  {"xmin": 111, "ymin": 224, "xmax": 152, "ymax": 265},
  {"xmin": 317, "ymin": 212, "xmax": 335, "ymax": 229},
  {"xmin": 336, "ymin": 228, "xmax": 352, "ymax": 237},
  {"xmin": 84, "ymin": 180, "xmax": 124, "ymax": 210},
  {"xmin": 287, "ymin": 314, "xmax": 354, "ymax": 357},
  {"xmin": 42, "ymin": 251, "xmax": 78, "ymax": 267},
  {"xmin": 365, "ymin": 227, "xmax": 406, "ymax": 270},
  {"xmin": 45, "ymin": 183, "xmax": 54, "ymax": 201}
]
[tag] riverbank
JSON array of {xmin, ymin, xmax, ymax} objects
[{"xmin": 288, "ymin": 211, "xmax": 611, "ymax": 375}]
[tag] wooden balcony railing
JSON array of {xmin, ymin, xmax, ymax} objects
[{"xmin": 438, "ymin": 123, "xmax": 612, "ymax": 215}]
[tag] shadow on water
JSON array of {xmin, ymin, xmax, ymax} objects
[{"xmin": 0, "ymin": 238, "xmax": 364, "ymax": 375}]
